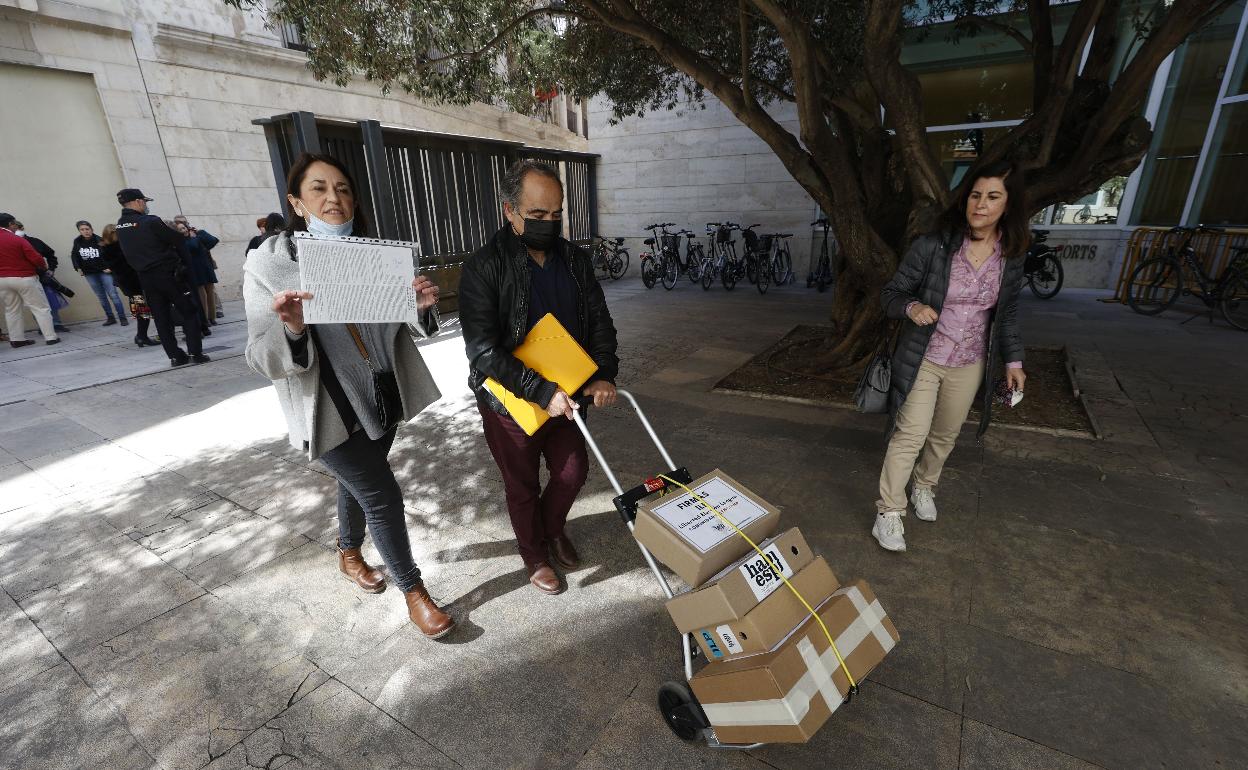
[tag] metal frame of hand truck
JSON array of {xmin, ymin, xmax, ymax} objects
[{"xmin": 571, "ymin": 389, "xmax": 763, "ymax": 750}]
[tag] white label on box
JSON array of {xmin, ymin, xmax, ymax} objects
[
  {"xmin": 737, "ymin": 545, "xmax": 794, "ymax": 602},
  {"xmin": 648, "ymin": 477, "xmax": 770, "ymax": 554},
  {"xmin": 715, "ymin": 625, "xmax": 743, "ymax": 655}
]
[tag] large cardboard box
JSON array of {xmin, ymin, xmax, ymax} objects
[
  {"xmin": 689, "ymin": 579, "xmax": 900, "ymax": 745},
  {"xmin": 688, "ymin": 557, "xmax": 839, "ymax": 661},
  {"xmin": 666, "ymin": 528, "xmax": 815, "ymax": 634},
  {"xmin": 633, "ymin": 469, "xmax": 781, "ymax": 587}
]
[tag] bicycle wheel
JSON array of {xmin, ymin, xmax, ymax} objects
[
  {"xmin": 641, "ymin": 256, "xmax": 658, "ymax": 289},
  {"xmin": 687, "ymin": 248, "xmax": 703, "ymax": 282},
  {"xmin": 775, "ymin": 245, "xmax": 793, "ymax": 285},
  {"xmin": 756, "ymin": 254, "xmax": 772, "ymax": 294},
  {"xmin": 1125, "ymin": 257, "xmax": 1181, "ymax": 315},
  {"xmin": 1219, "ymin": 271, "xmax": 1248, "ymax": 331},
  {"xmin": 661, "ymin": 254, "xmax": 679, "ymax": 290},
  {"xmin": 745, "ymin": 255, "xmax": 758, "ymax": 285},
  {"xmin": 722, "ymin": 258, "xmax": 738, "ymax": 290},
  {"xmin": 609, "ymin": 249, "xmax": 629, "ymax": 280},
  {"xmin": 701, "ymin": 258, "xmax": 715, "ymax": 290},
  {"xmin": 1027, "ymin": 254, "xmax": 1064, "ymax": 299}
]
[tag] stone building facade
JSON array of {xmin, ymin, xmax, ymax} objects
[{"xmin": 0, "ymin": 0, "xmax": 587, "ymax": 322}]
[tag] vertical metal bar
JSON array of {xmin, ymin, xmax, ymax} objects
[
  {"xmin": 291, "ymin": 110, "xmax": 321, "ymax": 155},
  {"xmin": 259, "ymin": 121, "xmax": 291, "ymax": 211},
  {"xmin": 409, "ymin": 146, "xmax": 435, "ymax": 256},
  {"xmin": 359, "ymin": 120, "xmax": 399, "ymax": 240}
]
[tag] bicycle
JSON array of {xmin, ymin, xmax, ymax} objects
[
  {"xmin": 590, "ymin": 235, "xmax": 629, "ymax": 281},
  {"xmin": 1125, "ymin": 225, "xmax": 1248, "ymax": 331},
  {"xmin": 740, "ymin": 224, "xmax": 774, "ymax": 294},
  {"xmin": 640, "ymin": 222, "xmax": 680, "ymax": 291},
  {"xmin": 768, "ymin": 231, "xmax": 794, "ymax": 286},
  {"xmin": 1024, "ymin": 229, "xmax": 1064, "ymax": 299},
  {"xmin": 807, "ymin": 218, "xmax": 835, "ymax": 292},
  {"xmin": 701, "ymin": 223, "xmax": 741, "ymax": 291},
  {"xmin": 676, "ymin": 229, "xmax": 704, "ymax": 283}
]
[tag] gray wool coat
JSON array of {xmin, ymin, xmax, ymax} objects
[
  {"xmin": 242, "ymin": 233, "xmax": 442, "ymax": 460},
  {"xmin": 880, "ymin": 230, "xmax": 1026, "ymax": 440}
]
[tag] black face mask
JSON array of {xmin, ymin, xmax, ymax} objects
[{"xmin": 514, "ymin": 218, "xmax": 560, "ymax": 252}]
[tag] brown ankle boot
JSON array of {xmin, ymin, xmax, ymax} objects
[
  {"xmin": 404, "ymin": 581, "xmax": 455, "ymax": 639},
  {"xmin": 337, "ymin": 541, "xmax": 386, "ymax": 594}
]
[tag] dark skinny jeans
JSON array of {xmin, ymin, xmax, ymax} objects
[{"xmin": 317, "ymin": 427, "xmax": 422, "ymax": 592}]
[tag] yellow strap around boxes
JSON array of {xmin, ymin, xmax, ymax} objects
[{"xmin": 658, "ymin": 474, "xmax": 859, "ymax": 696}]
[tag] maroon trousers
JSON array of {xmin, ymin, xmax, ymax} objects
[{"xmin": 477, "ymin": 400, "xmax": 589, "ymax": 566}]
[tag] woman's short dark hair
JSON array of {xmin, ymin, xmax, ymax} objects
[
  {"xmin": 940, "ymin": 160, "xmax": 1029, "ymax": 259},
  {"xmin": 76, "ymin": 220, "xmax": 92, "ymax": 230},
  {"xmin": 264, "ymin": 212, "xmax": 286, "ymax": 235},
  {"xmin": 284, "ymin": 153, "xmax": 369, "ymax": 237}
]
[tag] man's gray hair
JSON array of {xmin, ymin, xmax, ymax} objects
[{"xmin": 500, "ymin": 159, "xmax": 563, "ymax": 210}]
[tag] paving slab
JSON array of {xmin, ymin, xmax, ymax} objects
[
  {"xmin": 959, "ymin": 719, "xmax": 1101, "ymax": 770},
  {"xmin": 6, "ymin": 534, "xmax": 205, "ymax": 658},
  {"xmin": 0, "ymin": 663, "xmax": 155, "ymax": 770},
  {"xmin": 0, "ymin": 414, "xmax": 105, "ymax": 461},
  {"xmin": 75, "ymin": 593, "xmax": 329, "ymax": 770},
  {"xmin": 203, "ymin": 678, "xmax": 459, "ymax": 770},
  {"xmin": 0, "ymin": 499, "xmax": 120, "ymax": 582},
  {"xmin": 0, "ymin": 586, "xmax": 61, "ymax": 695}
]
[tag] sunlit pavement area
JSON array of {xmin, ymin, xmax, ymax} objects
[{"xmin": 1, "ymin": 283, "xmax": 1245, "ymax": 769}]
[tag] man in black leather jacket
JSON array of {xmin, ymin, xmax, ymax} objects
[{"xmin": 459, "ymin": 160, "xmax": 618, "ymax": 596}]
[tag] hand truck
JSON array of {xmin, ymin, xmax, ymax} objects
[{"xmin": 572, "ymin": 389, "xmax": 763, "ymax": 750}]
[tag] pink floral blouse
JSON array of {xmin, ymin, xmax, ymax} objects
[{"xmin": 911, "ymin": 240, "xmax": 1022, "ymax": 370}]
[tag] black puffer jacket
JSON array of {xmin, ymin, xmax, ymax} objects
[
  {"xmin": 460, "ymin": 226, "xmax": 619, "ymax": 414},
  {"xmin": 880, "ymin": 230, "xmax": 1025, "ymax": 439}
]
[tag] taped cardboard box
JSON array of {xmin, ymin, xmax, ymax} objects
[
  {"xmin": 633, "ymin": 469, "xmax": 781, "ymax": 587},
  {"xmin": 689, "ymin": 557, "xmax": 839, "ymax": 661},
  {"xmin": 689, "ymin": 579, "xmax": 900, "ymax": 745},
  {"xmin": 666, "ymin": 528, "xmax": 815, "ymax": 634}
]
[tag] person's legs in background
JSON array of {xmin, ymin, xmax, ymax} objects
[
  {"xmin": 874, "ymin": 360, "xmax": 944, "ymax": 551},
  {"xmin": 98, "ymin": 272, "xmax": 128, "ymax": 326},
  {"xmin": 83, "ymin": 272, "xmax": 117, "ymax": 324},
  {"xmin": 139, "ymin": 272, "xmax": 187, "ymax": 362},
  {"xmin": 0, "ymin": 278, "xmax": 28, "ymax": 344}
]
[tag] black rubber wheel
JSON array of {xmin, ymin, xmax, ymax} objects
[
  {"xmin": 687, "ymin": 248, "xmax": 702, "ymax": 282},
  {"xmin": 641, "ymin": 257, "xmax": 658, "ymax": 289},
  {"xmin": 722, "ymin": 259, "xmax": 738, "ymax": 290},
  {"xmin": 1126, "ymin": 257, "xmax": 1181, "ymax": 315},
  {"xmin": 662, "ymin": 255, "xmax": 679, "ymax": 290},
  {"xmin": 701, "ymin": 259, "xmax": 715, "ymax": 290},
  {"xmin": 745, "ymin": 257, "xmax": 758, "ymax": 285},
  {"xmin": 1219, "ymin": 271, "xmax": 1248, "ymax": 331},
  {"xmin": 775, "ymin": 246, "xmax": 793, "ymax": 285},
  {"xmin": 757, "ymin": 257, "xmax": 771, "ymax": 294},
  {"xmin": 1027, "ymin": 253, "xmax": 1064, "ymax": 299},
  {"xmin": 657, "ymin": 681, "xmax": 708, "ymax": 741},
  {"xmin": 609, "ymin": 250, "xmax": 628, "ymax": 280}
]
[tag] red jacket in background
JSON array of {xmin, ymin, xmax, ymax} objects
[{"xmin": 0, "ymin": 228, "xmax": 47, "ymax": 278}]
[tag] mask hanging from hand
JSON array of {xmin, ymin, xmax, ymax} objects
[{"xmin": 515, "ymin": 218, "xmax": 560, "ymax": 252}]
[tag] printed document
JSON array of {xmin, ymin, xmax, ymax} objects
[{"xmin": 294, "ymin": 233, "xmax": 419, "ymax": 324}]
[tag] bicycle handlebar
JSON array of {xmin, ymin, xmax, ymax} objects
[{"xmin": 811, "ymin": 218, "xmax": 829, "ymax": 227}]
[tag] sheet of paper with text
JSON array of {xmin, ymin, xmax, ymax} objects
[{"xmin": 294, "ymin": 233, "xmax": 419, "ymax": 324}]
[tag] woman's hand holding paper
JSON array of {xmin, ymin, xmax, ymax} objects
[
  {"xmin": 413, "ymin": 274, "xmax": 439, "ymax": 313},
  {"xmin": 273, "ymin": 289, "xmax": 313, "ymax": 335}
]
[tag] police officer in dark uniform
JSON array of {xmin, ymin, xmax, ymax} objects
[{"xmin": 114, "ymin": 189, "xmax": 209, "ymax": 367}]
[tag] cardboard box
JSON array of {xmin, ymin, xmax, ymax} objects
[
  {"xmin": 689, "ymin": 557, "xmax": 839, "ymax": 661},
  {"xmin": 666, "ymin": 528, "xmax": 815, "ymax": 634},
  {"xmin": 690, "ymin": 579, "xmax": 900, "ymax": 745},
  {"xmin": 633, "ymin": 469, "xmax": 781, "ymax": 587}
]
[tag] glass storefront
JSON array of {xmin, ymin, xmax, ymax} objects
[{"xmin": 1191, "ymin": 101, "xmax": 1248, "ymax": 225}]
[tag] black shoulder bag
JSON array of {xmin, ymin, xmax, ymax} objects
[
  {"xmin": 346, "ymin": 324, "xmax": 403, "ymax": 430},
  {"xmin": 854, "ymin": 324, "xmax": 900, "ymax": 414}
]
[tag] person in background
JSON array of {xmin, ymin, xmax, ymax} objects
[
  {"xmin": 243, "ymin": 152, "xmax": 453, "ymax": 639},
  {"xmin": 70, "ymin": 220, "xmax": 128, "ymax": 327},
  {"xmin": 13, "ymin": 221, "xmax": 70, "ymax": 333},
  {"xmin": 114, "ymin": 189, "xmax": 207, "ymax": 367},
  {"xmin": 0, "ymin": 212, "xmax": 59, "ymax": 347},
  {"xmin": 176, "ymin": 220, "xmax": 218, "ymax": 332},
  {"xmin": 872, "ymin": 160, "xmax": 1027, "ymax": 553},
  {"xmin": 247, "ymin": 212, "xmax": 286, "ymax": 254},
  {"xmin": 174, "ymin": 215, "xmax": 223, "ymax": 320},
  {"xmin": 251, "ymin": 216, "xmax": 267, "ymax": 247},
  {"xmin": 459, "ymin": 159, "xmax": 620, "ymax": 596},
  {"xmin": 101, "ymin": 223, "xmax": 156, "ymax": 348}
]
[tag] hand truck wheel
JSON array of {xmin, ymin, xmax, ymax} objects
[{"xmin": 658, "ymin": 680, "xmax": 710, "ymax": 741}]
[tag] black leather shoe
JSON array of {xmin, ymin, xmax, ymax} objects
[
  {"xmin": 45, "ymin": 338, "xmax": 61, "ymax": 346},
  {"xmin": 135, "ymin": 336, "xmax": 157, "ymax": 347},
  {"xmin": 170, "ymin": 356, "xmax": 190, "ymax": 367},
  {"xmin": 102, "ymin": 318, "xmax": 117, "ymax": 327},
  {"xmin": 191, "ymin": 354, "xmax": 211, "ymax": 364},
  {"xmin": 201, "ymin": 327, "xmax": 211, "ymax": 337}
]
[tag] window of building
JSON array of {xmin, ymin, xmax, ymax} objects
[
  {"xmin": 917, "ymin": 60, "xmax": 1034, "ymax": 126},
  {"xmin": 926, "ymin": 126, "xmax": 1014, "ymax": 188},
  {"xmin": 1191, "ymin": 100, "xmax": 1248, "ymax": 225}
]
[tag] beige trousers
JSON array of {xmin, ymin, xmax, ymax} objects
[
  {"xmin": 877, "ymin": 358, "xmax": 985, "ymax": 513},
  {"xmin": 0, "ymin": 275, "xmax": 56, "ymax": 343}
]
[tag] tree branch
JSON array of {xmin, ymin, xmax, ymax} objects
[
  {"xmin": 415, "ymin": 7, "xmax": 570, "ymax": 70},
  {"xmin": 956, "ymin": 14, "xmax": 1033, "ymax": 54},
  {"xmin": 739, "ymin": 0, "xmax": 752, "ymax": 104},
  {"xmin": 1028, "ymin": 0, "xmax": 1054, "ymax": 106}
]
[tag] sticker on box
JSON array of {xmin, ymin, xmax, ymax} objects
[
  {"xmin": 715, "ymin": 625, "xmax": 744, "ymax": 655},
  {"xmin": 738, "ymin": 544, "xmax": 793, "ymax": 602},
  {"xmin": 647, "ymin": 477, "xmax": 771, "ymax": 554}
]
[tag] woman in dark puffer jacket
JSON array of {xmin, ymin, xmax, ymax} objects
[{"xmin": 873, "ymin": 161, "xmax": 1028, "ymax": 553}]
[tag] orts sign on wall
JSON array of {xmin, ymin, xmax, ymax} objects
[{"xmin": 1041, "ymin": 230, "xmax": 1131, "ymax": 290}]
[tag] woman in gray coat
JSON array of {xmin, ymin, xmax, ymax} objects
[
  {"xmin": 873, "ymin": 161, "xmax": 1028, "ymax": 553},
  {"xmin": 243, "ymin": 152, "xmax": 453, "ymax": 639}
]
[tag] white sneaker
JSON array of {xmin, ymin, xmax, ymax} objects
[
  {"xmin": 911, "ymin": 486, "xmax": 937, "ymax": 522},
  {"xmin": 872, "ymin": 511, "xmax": 906, "ymax": 552}
]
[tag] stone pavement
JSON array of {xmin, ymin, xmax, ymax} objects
[{"xmin": 0, "ymin": 280, "xmax": 1245, "ymax": 770}]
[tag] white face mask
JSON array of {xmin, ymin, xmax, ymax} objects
[
  {"xmin": 302, "ymin": 209, "xmax": 354, "ymax": 237},
  {"xmin": 14, "ymin": 230, "xmax": 25, "ymax": 237}
]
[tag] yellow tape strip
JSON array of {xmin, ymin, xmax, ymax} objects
[{"xmin": 658, "ymin": 474, "xmax": 858, "ymax": 692}]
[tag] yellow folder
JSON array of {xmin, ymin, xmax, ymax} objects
[{"xmin": 484, "ymin": 313, "xmax": 598, "ymax": 435}]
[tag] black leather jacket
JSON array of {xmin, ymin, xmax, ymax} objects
[
  {"xmin": 460, "ymin": 226, "xmax": 619, "ymax": 413},
  {"xmin": 115, "ymin": 207, "xmax": 191, "ymax": 274}
]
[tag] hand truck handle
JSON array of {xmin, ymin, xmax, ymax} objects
[{"xmin": 572, "ymin": 389, "xmax": 677, "ymax": 498}]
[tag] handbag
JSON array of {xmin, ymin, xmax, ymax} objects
[
  {"xmin": 854, "ymin": 326, "xmax": 899, "ymax": 414},
  {"xmin": 346, "ymin": 324, "xmax": 404, "ymax": 430}
]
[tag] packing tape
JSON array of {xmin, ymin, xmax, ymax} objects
[{"xmin": 700, "ymin": 595, "xmax": 892, "ymax": 728}]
